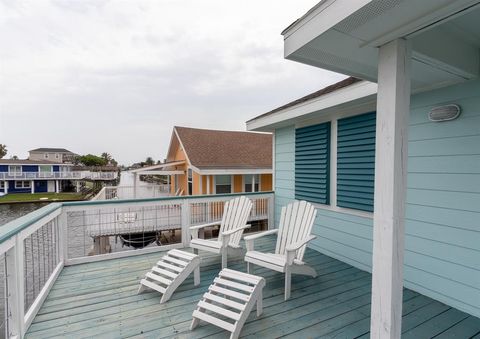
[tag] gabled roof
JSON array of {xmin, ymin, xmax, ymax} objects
[
  {"xmin": 172, "ymin": 127, "xmax": 272, "ymax": 170},
  {"xmin": 0, "ymin": 159, "xmax": 68, "ymax": 165},
  {"xmin": 29, "ymin": 148, "xmax": 73, "ymax": 153},
  {"xmin": 247, "ymin": 77, "xmax": 360, "ymax": 123}
]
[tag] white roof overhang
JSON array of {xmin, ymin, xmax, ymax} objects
[
  {"xmin": 247, "ymin": 80, "xmax": 377, "ymax": 132},
  {"xmin": 129, "ymin": 160, "xmax": 185, "ymax": 175},
  {"xmin": 196, "ymin": 168, "xmax": 273, "ymax": 175},
  {"xmin": 283, "ymin": 0, "xmax": 480, "ymax": 91}
]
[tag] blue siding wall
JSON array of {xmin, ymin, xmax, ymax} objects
[
  {"xmin": 22, "ymin": 165, "xmax": 38, "ymax": 172},
  {"xmin": 7, "ymin": 181, "xmax": 31, "ymax": 193},
  {"xmin": 273, "ymin": 78, "xmax": 480, "ymax": 318},
  {"xmin": 53, "ymin": 166, "xmax": 59, "ymax": 172},
  {"xmin": 34, "ymin": 181, "xmax": 48, "ymax": 193},
  {"xmin": 0, "ymin": 165, "xmax": 7, "ymax": 172}
]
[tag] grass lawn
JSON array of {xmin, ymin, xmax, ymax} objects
[{"xmin": 0, "ymin": 192, "xmax": 86, "ymax": 203}]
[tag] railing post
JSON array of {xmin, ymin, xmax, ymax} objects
[
  {"xmin": 181, "ymin": 198, "xmax": 191, "ymax": 247},
  {"xmin": 58, "ymin": 209, "xmax": 68, "ymax": 264},
  {"xmin": 268, "ymin": 194, "xmax": 275, "ymax": 230},
  {"xmin": 5, "ymin": 235, "xmax": 25, "ymax": 338}
]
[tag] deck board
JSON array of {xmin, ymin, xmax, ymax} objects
[{"xmin": 25, "ymin": 237, "xmax": 480, "ymax": 338}]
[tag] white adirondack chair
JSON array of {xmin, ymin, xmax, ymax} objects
[
  {"xmin": 190, "ymin": 196, "xmax": 253, "ymax": 269},
  {"xmin": 244, "ymin": 200, "xmax": 317, "ymax": 300}
]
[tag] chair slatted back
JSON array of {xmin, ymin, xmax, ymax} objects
[
  {"xmin": 275, "ymin": 200, "xmax": 317, "ymax": 262},
  {"xmin": 219, "ymin": 196, "xmax": 253, "ymax": 247}
]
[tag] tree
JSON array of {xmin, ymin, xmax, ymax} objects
[
  {"xmin": 76, "ymin": 154, "xmax": 108, "ymax": 167},
  {"xmin": 145, "ymin": 157, "xmax": 154, "ymax": 166},
  {"xmin": 0, "ymin": 144, "xmax": 6, "ymax": 159},
  {"xmin": 11, "ymin": 155, "xmax": 18, "ymax": 160},
  {"xmin": 101, "ymin": 152, "xmax": 112, "ymax": 163}
]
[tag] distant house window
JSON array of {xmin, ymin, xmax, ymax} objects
[
  {"xmin": 215, "ymin": 175, "xmax": 231, "ymax": 194},
  {"xmin": 187, "ymin": 169, "xmax": 193, "ymax": 195},
  {"xmin": 244, "ymin": 174, "xmax": 260, "ymax": 192},
  {"xmin": 15, "ymin": 181, "xmax": 31, "ymax": 189},
  {"xmin": 39, "ymin": 165, "xmax": 52, "ymax": 173},
  {"xmin": 336, "ymin": 112, "xmax": 376, "ymax": 212},
  {"xmin": 295, "ymin": 122, "xmax": 331, "ymax": 205},
  {"xmin": 8, "ymin": 165, "xmax": 22, "ymax": 174},
  {"xmin": 44, "ymin": 153, "xmax": 49, "ymax": 159},
  {"xmin": 55, "ymin": 153, "xmax": 59, "ymax": 159}
]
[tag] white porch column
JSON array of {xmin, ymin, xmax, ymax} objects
[
  {"xmin": 31, "ymin": 181, "xmax": 34, "ymax": 194},
  {"xmin": 370, "ymin": 38, "xmax": 411, "ymax": 339},
  {"xmin": 4, "ymin": 181, "xmax": 7, "ymax": 194},
  {"xmin": 55, "ymin": 180, "xmax": 59, "ymax": 193},
  {"xmin": 206, "ymin": 175, "xmax": 210, "ymax": 194},
  {"xmin": 76, "ymin": 181, "xmax": 80, "ymax": 192},
  {"xmin": 133, "ymin": 173, "xmax": 137, "ymax": 198}
]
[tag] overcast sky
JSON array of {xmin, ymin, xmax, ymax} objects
[{"xmin": 0, "ymin": 0, "xmax": 345, "ymax": 165}]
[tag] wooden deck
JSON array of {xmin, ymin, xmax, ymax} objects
[{"xmin": 26, "ymin": 237, "xmax": 480, "ymax": 338}]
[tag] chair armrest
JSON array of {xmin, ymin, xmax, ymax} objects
[
  {"xmin": 244, "ymin": 229, "xmax": 278, "ymax": 251},
  {"xmin": 220, "ymin": 225, "xmax": 251, "ymax": 247},
  {"xmin": 190, "ymin": 221, "xmax": 220, "ymax": 239},
  {"xmin": 189, "ymin": 221, "xmax": 221, "ymax": 230},
  {"xmin": 285, "ymin": 235, "xmax": 316, "ymax": 265},
  {"xmin": 222, "ymin": 224, "xmax": 251, "ymax": 237},
  {"xmin": 286, "ymin": 235, "xmax": 316, "ymax": 252}
]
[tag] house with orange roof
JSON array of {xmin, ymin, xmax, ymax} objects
[{"xmin": 132, "ymin": 126, "xmax": 273, "ymax": 196}]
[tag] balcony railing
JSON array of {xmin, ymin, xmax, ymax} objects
[
  {"xmin": 0, "ymin": 171, "xmax": 118, "ymax": 181},
  {"xmin": 0, "ymin": 191, "xmax": 274, "ymax": 338}
]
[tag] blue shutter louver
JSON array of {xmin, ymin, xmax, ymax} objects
[
  {"xmin": 337, "ymin": 112, "xmax": 376, "ymax": 212},
  {"xmin": 295, "ymin": 122, "xmax": 330, "ymax": 205}
]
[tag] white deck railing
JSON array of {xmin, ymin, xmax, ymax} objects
[
  {"xmin": 0, "ymin": 191, "xmax": 274, "ymax": 338},
  {"xmin": 0, "ymin": 171, "xmax": 118, "ymax": 181}
]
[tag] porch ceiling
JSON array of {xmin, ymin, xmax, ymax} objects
[{"xmin": 284, "ymin": 0, "xmax": 480, "ymax": 91}]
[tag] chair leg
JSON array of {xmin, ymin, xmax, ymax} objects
[
  {"xmin": 284, "ymin": 267, "xmax": 291, "ymax": 300},
  {"xmin": 193, "ymin": 248, "xmax": 198, "ymax": 255},
  {"xmin": 193, "ymin": 266, "xmax": 200, "ymax": 286},
  {"xmin": 256, "ymin": 290, "xmax": 263, "ymax": 317},
  {"xmin": 221, "ymin": 250, "xmax": 227, "ymax": 269},
  {"xmin": 247, "ymin": 262, "xmax": 251, "ymax": 274}
]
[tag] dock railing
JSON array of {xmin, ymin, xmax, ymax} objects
[{"xmin": 0, "ymin": 191, "xmax": 274, "ymax": 338}]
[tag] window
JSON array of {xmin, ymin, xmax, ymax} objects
[
  {"xmin": 44, "ymin": 153, "xmax": 49, "ymax": 159},
  {"xmin": 15, "ymin": 181, "xmax": 31, "ymax": 189},
  {"xmin": 244, "ymin": 174, "xmax": 260, "ymax": 192},
  {"xmin": 55, "ymin": 153, "xmax": 60, "ymax": 159},
  {"xmin": 39, "ymin": 165, "xmax": 52, "ymax": 173},
  {"xmin": 295, "ymin": 122, "xmax": 330, "ymax": 205},
  {"xmin": 0, "ymin": 182, "xmax": 4, "ymax": 189},
  {"xmin": 8, "ymin": 165, "xmax": 22, "ymax": 174},
  {"xmin": 336, "ymin": 112, "xmax": 376, "ymax": 212},
  {"xmin": 215, "ymin": 175, "xmax": 231, "ymax": 194},
  {"xmin": 187, "ymin": 169, "xmax": 193, "ymax": 195}
]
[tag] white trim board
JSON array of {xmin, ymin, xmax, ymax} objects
[
  {"xmin": 247, "ymin": 81, "xmax": 377, "ymax": 132},
  {"xmin": 197, "ymin": 168, "xmax": 272, "ymax": 175}
]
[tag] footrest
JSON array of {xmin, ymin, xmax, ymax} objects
[
  {"xmin": 190, "ymin": 268, "xmax": 265, "ymax": 339},
  {"xmin": 138, "ymin": 249, "xmax": 200, "ymax": 303}
]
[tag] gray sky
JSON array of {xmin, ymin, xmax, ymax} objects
[{"xmin": 0, "ymin": 0, "xmax": 345, "ymax": 165}]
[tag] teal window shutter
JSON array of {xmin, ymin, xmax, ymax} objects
[
  {"xmin": 337, "ymin": 112, "xmax": 376, "ymax": 212},
  {"xmin": 295, "ymin": 122, "xmax": 330, "ymax": 205}
]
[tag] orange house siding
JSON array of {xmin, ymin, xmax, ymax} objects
[
  {"xmin": 233, "ymin": 175, "xmax": 243, "ymax": 193},
  {"xmin": 260, "ymin": 174, "xmax": 272, "ymax": 191}
]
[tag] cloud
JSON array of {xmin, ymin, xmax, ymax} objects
[{"xmin": 0, "ymin": 0, "xmax": 345, "ymax": 164}]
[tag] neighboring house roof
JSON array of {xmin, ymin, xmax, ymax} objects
[
  {"xmin": 247, "ymin": 77, "xmax": 360, "ymax": 123},
  {"xmin": 29, "ymin": 148, "xmax": 73, "ymax": 153},
  {"xmin": 0, "ymin": 159, "xmax": 69, "ymax": 165},
  {"xmin": 173, "ymin": 126, "xmax": 272, "ymax": 170}
]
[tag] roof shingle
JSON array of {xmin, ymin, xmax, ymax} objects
[{"xmin": 174, "ymin": 127, "xmax": 272, "ymax": 169}]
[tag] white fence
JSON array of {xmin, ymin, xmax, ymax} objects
[
  {"xmin": 0, "ymin": 171, "xmax": 117, "ymax": 181},
  {"xmin": 0, "ymin": 192, "xmax": 274, "ymax": 338}
]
